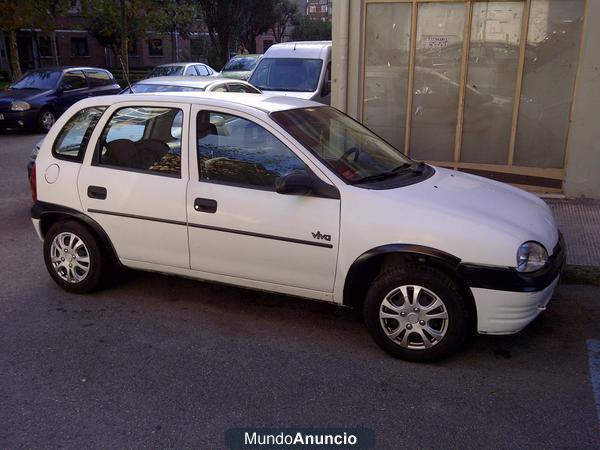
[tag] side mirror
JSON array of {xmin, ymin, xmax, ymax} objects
[
  {"xmin": 275, "ymin": 170, "xmax": 340, "ymax": 199},
  {"xmin": 275, "ymin": 171, "xmax": 314, "ymax": 196},
  {"xmin": 321, "ymin": 80, "xmax": 331, "ymax": 97}
]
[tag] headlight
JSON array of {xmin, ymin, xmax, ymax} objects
[
  {"xmin": 11, "ymin": 101, "xmax": 31, "ymax": 111},
  {"xmin": 516, "ymin": 241, "xmax": 548, "ymax": 272}
]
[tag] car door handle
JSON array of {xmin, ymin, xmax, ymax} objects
[
  {"xmin": 194, "ymin": 198, "xmax": 217, "ymax": 213},
  {"xmin": 87, "ymin": 185, "xmax": 107, "ymax": 200}
]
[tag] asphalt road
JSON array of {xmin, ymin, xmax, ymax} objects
[{"xmin": 1, "ymin": 131, "xmax": 599, "ymax": 449}]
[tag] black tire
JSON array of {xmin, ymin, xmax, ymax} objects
[
  {"xmin": 37, "ymin": 108, "xmax": 56, "ymax": 133},
  {"xmin": 43, "ymin": 220, "xmax": 106, "ymax": 294},
  {"xmin": 363, "ymin": 264, "xmax": 471, "ymax": 362}
]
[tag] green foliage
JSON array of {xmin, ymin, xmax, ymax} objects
[
  {"xmin": 291, "ymin": 15, "xmax": 332, "ymax": 42},
  {"xmin": 197, "ymin": 0, "xmax": 245, "ymax": 68},
  {"xmin": 271, "ymin": 0, "xmax": 298, "ymax": 43},
  {"xmin": 82, "ymin": 0, "xmax": 148, "ymax": 58}
]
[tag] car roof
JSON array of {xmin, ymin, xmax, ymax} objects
[
  {"xmin": 134, "ymin": 76, "xmax": 246, "ymax": 87},
  {"xmin": 26, "ymin": 66, "xmax": 111, "ymax": 73},
  {"xmin": 262, "ymin": 41, "xmax": 332, "ymax": 59},
  {"xmin": 155, "ymin": 62, "xmax": 204, "ymax": 68},
  {"xmin": 76, "ymin": 92, "xmax": 325, "ymax": 114}
]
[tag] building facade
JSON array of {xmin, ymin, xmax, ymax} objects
[{"xmin": 332, "ymin": 0, "xmax": 600, "ymax": 198}]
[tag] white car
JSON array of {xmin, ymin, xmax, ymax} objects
[{"xmin": 30, "ymin": 93, "xmax": 565, "ymax": 362}]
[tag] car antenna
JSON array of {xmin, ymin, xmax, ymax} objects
[
  {"xmin": 119, "ymin": 56, "xmax": 134, "ymax": 93},
  {"xmin": 294, "ymin": 42, "xmax": 297, "ymax": 51}
]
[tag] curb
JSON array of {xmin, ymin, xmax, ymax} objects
[{"xmin": 563, "ymin": 265, "xmax": 600, "ymax": 286}]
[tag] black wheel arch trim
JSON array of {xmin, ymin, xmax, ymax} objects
[
  {"xmin": 31, "ymin": 201, "xmax": 122, "ymax": 268},
  {"xmin": 343, "ymin": 237, "xmax": 565, "ymax": 307}
]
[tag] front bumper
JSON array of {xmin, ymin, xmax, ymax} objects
[
  {"xmin": 461, "ymin": 233, "xmax": 566, "ymax": 334},
  {"xmin": 473, "ymin": 275, "xmax": 560, "ymax": 334},
  {"xmin": 0, "ymin": 109, "xmax": 39, "ymax": 130}
]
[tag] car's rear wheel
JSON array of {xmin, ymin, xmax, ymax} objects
[
  {"xmin": 364, "ymin": 264, "xmax": 471, "ymax": 362},
  {"xmin": 38, "ymin": 108, "xmax": 56, "ymax": 133},
  {"xmin": 43, "ymin": 220, "xmax": 106, "ymax": 293}
]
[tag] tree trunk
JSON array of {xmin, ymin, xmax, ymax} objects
[
  {"xmin": 120, "ymin": 0, "xmax": 129, "ymax": 76},
  {"xmin": 217, "ymin": 32, "xmax": 230, "ymax": 69},
  {"xmin": 52, "ymin": 32, "xmax": 59, "ymax": 66},
  {"xmin": 8, "ymin": 29, "xmax": 21, "ymax": 81},
  {"xmin": 171, "ymin": 32, "xmax": 176, "ymax": 63}
]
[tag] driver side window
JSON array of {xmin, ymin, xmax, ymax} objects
[{"xmin": 196, "ymin": 111, "xmax": 306, "ymax": 189}]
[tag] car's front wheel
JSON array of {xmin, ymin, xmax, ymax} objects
[
  {"xmin": 43, "ymin": 220, "xmax": 106, "ymax": 293},
  {"xmin": 364, "ymin": 264, "xmax": 471, "ymax": 362},
  {"xmin": 38, "ymin": 108, "xmax": 56, "ymax": 133}
]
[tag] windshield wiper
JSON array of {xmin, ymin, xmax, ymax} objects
[{"xmin": 352, "ymin": 162, "xmax": 426, "ymax": 184}]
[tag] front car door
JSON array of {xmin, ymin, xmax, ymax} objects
[
  {"xmin": 56, "ymin": 70, "xmax": 89, "ymax": 114},
  {"xmin": 187, "ymin": 104, "xmax": 340, "ymax": 297},
  {"xmin": 78, "ymin": 101, "xmax": 190, "ymax": 268}
]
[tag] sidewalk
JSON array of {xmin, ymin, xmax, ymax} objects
[{"xmin": 546, "ymin": 198, "xmax": 600, "ymax": 284}]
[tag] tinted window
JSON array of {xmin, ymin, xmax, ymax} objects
[
  {"xmin": 147, "ymin": 65, "xmax": 184, "ymax": 77},
  {"xmin": 62, "ymin": 71, "xmax": 87, "ymax": 90},
  {"xmin": 53, "ymin": 107, "xmax": 107, "ymax": 161},
  {"xmin": 85, "ymin": 70, "xmax": 112, "ymax": 87},
  {"xmin": 11, "ymin": 70, "xmax": 61, "ymax": 90},
  {"xmin": 249, "ymin": 58, "xmax": 322, "ymax": 92},
  {"xmin": 228, "ymin": 83, "xmax": 260, "ymax": 93},
  {"xmin": 196, "ymin": 65, "xmax": 209, "ymax": 76},
  {"xmin": 126, "ymin": 84, "xmax": 204, "ymax": 94},
  {"xmin": 98, "ymin": 107, "xmax": 182, "ymax": 177},
  {"xmin": 197, "ymin": 111, "xmax": 306, "ymax": 189},
  {"xmin": 222, "ymin": 56, "xmax": 259, "ymax": 72}
]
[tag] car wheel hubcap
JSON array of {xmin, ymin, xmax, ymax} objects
[
  {"xmin": 42, "ymin": 112, "xmax": 55, "ymax": 130},
  {"xmin": 50, "ymin": 232, "xmax": 90, "ymax": 283},
  {"xmin": 379, "ymin": 285, "xmax": 449, "ymax": 350}
]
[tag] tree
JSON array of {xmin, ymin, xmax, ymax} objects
[
  {"xmin": 291, "ymin": 16, "xmax": 331, "ymax": 42},
  {"xmin": 270, "ymin": 0, "xmax": 297, "ymax": 43},
  {"xmin": 82, "ymin": 0, "xmax": 148, "ymax": 72},
  {"xmin": 237, "ymin": 0, "xmax": 278, "ymax": 54},
  {"xmin": 35, "ymin": 0, "xmax": 70, "ymax": 66},
  {"xmin": 197, "ymin": 0, "xmax": 244, "ymax": 69},
  {"xmin": 0, "ymin": 1, "xmax": 57, "ymax": 80},
  {"xmin": 149, "ymin": 0, "xmax": 198, "ymax": 62}
]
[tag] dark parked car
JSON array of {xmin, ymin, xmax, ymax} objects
[{"xmin": 0, "ymin": 67, "xmax": 120, "ymax": 133}]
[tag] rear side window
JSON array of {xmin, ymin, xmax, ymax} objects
[
  {"xmin": 61, "ymin": 71, "xmax": 87, "ymax": 91},
  {"xmin": 52, "ymin": 106, "xmax": 107, "ymax": 161},
  {"xmin": 85, "ymin": 70, "xmax": 113, "ymax": 87},
  {"xmin": 228, "ymin": 83, "xmax": 260, "ymax": 93},
  {"xmin": 196, "ymin": 65, "xmax": 209, "ymax": 76},
  {"xmin": 97, "ymin": 106, "xmax": 183, "ymax": 177}
]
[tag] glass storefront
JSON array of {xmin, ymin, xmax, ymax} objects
[{"xmin": 362, "ymin": 0, "xmax": 585, "ymax": 191}]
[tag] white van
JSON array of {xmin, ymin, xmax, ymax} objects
[{"xmin": 248, "ymin": 41, "xmax": 332, "ymax": 104}]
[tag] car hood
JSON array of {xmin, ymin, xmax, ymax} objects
[
  {"xmin": 345, "ymin": 167, "xmax": 559, "ymax": 267},
  {"xmin": 220, "ymin": 71, "xmax": 251, "ymax": 80},
  {"xmin": 0, "ymin": 88, "xmax": 52, "ymax": 105}
]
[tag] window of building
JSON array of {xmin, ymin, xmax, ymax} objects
[
  {"xmin": 148, "ymin": 39, "xmax": 163, "ymax": 56},
  {"xmin": 196, "ymin": 111, "xmax": 306, "ymax": 189},
  {"xmin": 98, "ymin": 107, "xmax": 182, "ymax": 177},
  {"xmin": 128, "ymin": 38, "xmax": 138, "ymax": 56},
  {"xmin": 53, "ymin": 107, "xmax": 107, "ymax": 162},
  {"xmin": 70, "ymin": 37, "xmax": 89, "ymax": 57},
  {"xmin": 61, "ymin": 71, "xmax": 87, "ymax": 90},
  {"xmin": 361, "ymin": 0, "xmax": 585, "ymax": 191},
  {"xmin": 38, "ymin": 37, "xmax": 52, "ymax": 58}
]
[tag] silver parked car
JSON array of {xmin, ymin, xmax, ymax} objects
[{"xmin": 147, "ymin": 62, "xmax": 217, "ymax": 78}]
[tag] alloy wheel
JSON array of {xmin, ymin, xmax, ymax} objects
[
  {"xmin": 49, "ymin": 232, "xmax": 90, "ymax": 283},
  {"xmin": 379, "ymin": 284, "xmax": 449, "ymax": 349}
]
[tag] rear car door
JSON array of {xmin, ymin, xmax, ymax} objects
[
  {"xmin": 187, "ymin": 105, "xmax": 340, "ymax": 293},
  {"xmin": 84, "ymin": 69, "xmax": 120, "ymax": 96},
  {"xmin": 78, "ymin": 101, "xmax": 190, "ymax": 268},
  {"xmin": 56, "ymin": 70, "xmax": 90, "ymax": 114}
]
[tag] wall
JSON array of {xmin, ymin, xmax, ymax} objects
[{"xmin": 563, "ymin": 0, "xmax": 600, "ymax": 198}]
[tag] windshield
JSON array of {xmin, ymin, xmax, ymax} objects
[
  {"xmin": 11, "ymin": 71, "xmax": 61, "ymax": 90},
  {"xmin": 122, "ymin": 84, "xmax": 205, "ymax": 94},
  {"xmin": 249, "ymin": 58, "xmax": 322, "ymax": 92},
  {"xmin": 222, "ymin": 56, "xmax": 259, "ymax": 72},
  {"xmin": 271, "ymin": 107, "xmax": 415, "ymax": 184},
  {"xmin": 147, "ymin": 66, "xmax": 184, "ymax": 77}
]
